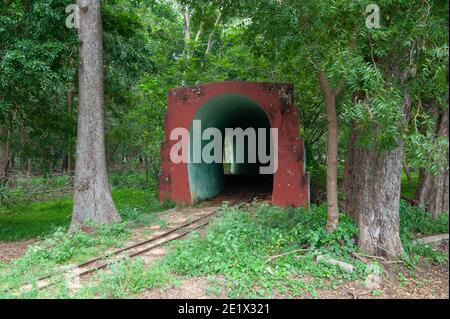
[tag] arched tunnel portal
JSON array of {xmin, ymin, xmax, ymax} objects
[
  {"xmin": 158, "ymin": 81, "xmax": 309, "ymax": 207},
  {"xmin": 188, "ymin": 93, "xmax": 273, "ymax": 202}
]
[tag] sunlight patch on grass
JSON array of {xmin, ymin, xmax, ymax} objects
[
  {"xmin": 0, "ymin": 188, "xmax": 159, "ymax": 241},
  {"xmin": 400, "ymin": 171, "xmax": 419, "ymax": 199}
]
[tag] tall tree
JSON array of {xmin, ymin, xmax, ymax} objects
[
  {"xmin": 231, "ymin": 0, "xmax": 362, "ymax": 233},
  {"xmin": 182, "ymin": 5, "xmax": 191, "ymax": 55},
  {"xmin": 0, "ymin": 0, "xmax": 78, "ymax": 173},
  {"xmin": 71, "ymin": 0, "xmax": 121, "ymax": 228},
  {"xmin": 317, "ymin": 71, "xmax": 340, "ymax": 233},
  {"xmin": 342, "ymin": 0, "xmax": 448, "ymax": 256},
  {"xmin": 407, "ymin": 1, "xmax": 449, "ymax": 219},
  {"xmin": 0, "ymin": 125, "xmax": 10, "ymax": 179},
  {"xmin": 416, "ymin": 106, "xmax": 449, "ymax": 218},
  {"xmin": 218, "ymin": 0, "xmax": 447, "ymax": 256},
  {"xmin": 344, "ymin": 92, "xmax": 411, "ymax": 257}
]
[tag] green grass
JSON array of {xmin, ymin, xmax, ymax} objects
[
  {"xmin": 400, "ymin": 200, "xmax": 449, "ymax": 264},
  {"xmin": 74, "ymin": 258, "xmax": 177, "ymax": 299},
  {"xmin": 401, "ymin": 171, "xmax": 419, "ymax": 199},
  {"xmin": 0, "ymin": 222, "xmax": 135, "ymax": 298},
  {"xmin": 0, "ymin": 202, "xmax": 365, "ymax": 299},
  {"xmin": 109, "ymin": 171, "xmax": 151, "ymax": 189},
  {"xmin": 162, "ymin": 201, "xmax": 448, "ymax": 298},
  {"xmin": 0, "ymin": 171, "xmax": 446, "ymax": 298},
  {"xmin": 0, "ymin": 187, "xmax": 161, "ymax": 241},
  {"xmin": 0, "ymin": 183, "xmax": 167, "ymax": 298},
  {"xmin": 164, "ymin": 203, "xmax": 365, "ymax": 298},
  {"xmin": 0, "ymin": 197, "xmax": 72, "ymax": 241},
  {"xmin": 0, "ymin": 199, "xmax": 447, "ymax": 299}
]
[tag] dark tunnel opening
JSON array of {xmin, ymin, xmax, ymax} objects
[{"xmin": 188, "ymin": 93, "xmax": 274, "ymax": 203}]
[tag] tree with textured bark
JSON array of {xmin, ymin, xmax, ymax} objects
[
  {"xmin": 416, "ymin": 106, "xmax": 449, "ymax": 219},
  {"xmin": 344, "ymin": 93, "xmax": 411, "ymax": 257},
  {"xmin": 205, "ymin": 12, "xmax": 222, "ymax": 55},
  {"xmin": 341, "ymin": 31, "xmax": 415, "ymax": 256},
  {"xmin": 71, "ymin": 0, "xmax": 121, "ymax": 229},
  {"xmin": 342, "ymin": 1, "xmax": 448, "ymax": 256},
  {"xmin": 212, "ymin": 0, "xmax": 447, "ymax": 256},
  {"xmin": 182, "ymin": 5, "xmax": 192, "ymax": 56},
  {"xmin": 0, "ymin": 125, "xmax": 10, "ymax": 180},
  {"xmin": 400, "ymin": 1, "xmax": 449, "ymax": 220},
  {"xmin": 317, "ymin": 71, "xmax": 340, "ymax": 233}
]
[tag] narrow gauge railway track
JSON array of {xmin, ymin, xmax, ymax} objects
[{"xmin": 15, "ymin": 192, "xmax": 256, "ymax": 293}]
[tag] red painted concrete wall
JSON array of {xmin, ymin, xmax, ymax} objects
[{"xmin": 158, "ymin": 81, "xmax": 309, "ymax": 207}]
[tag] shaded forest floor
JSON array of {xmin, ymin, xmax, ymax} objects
[
  {"xmin": 0, "ymin": 172, "xmax": 448, "ymax": 299},
  {"xmin": 0, "ymin": 201, "xmax": 448, "ymax": 299},
  {"xmin": 1, "ymin": 248, "xmax": 448, "ymax": 299},
  {"xmin": 140, "ymin": 251, "xmax": 449, "ymax": 299},
  {"xmin": 0, "ymin": 208, "xmax": 447, "ymax": 299}
]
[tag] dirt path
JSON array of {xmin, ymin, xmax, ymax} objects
[
  {"xmin": 141, "ymin": 276, "xmax": 227, "ymax": 299},
  {"xmin": 0, "ymin": 239, "xmax": 34, "ymax": 264},
  {"xmin": 311, "ymin": 251, "xmax": 449, "ymax": 299},
  {"xmin": 140, "ymin": 244, "xmax": 449, "ymax": 299},
  {"xmin": 1, "ymin": 185, "xmax": 447, "ymax": 299}
]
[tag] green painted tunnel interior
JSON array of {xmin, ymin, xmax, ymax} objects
[{"xmin": 188, "ymin": 93, "xmax": 273, "ymax": 203}]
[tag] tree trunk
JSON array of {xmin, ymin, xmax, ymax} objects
[
  {"xmin": 417, "ymin": 107, "xmax": 449, "ymax": 218},
  {"xmin": 205, "ymin": 12, "xmax": 222, "ymax": 55},
  {"xmin": 27, "ymin": 158, "xmax": 32, "ymax": 176},
  {"xmin": 0, "ymin": 125, "xmax": 10, "ymax": 180},
  {"xmin": 343, "ymin": 121, "xmax": 357, "ymax": 220},
  {"xmin": 403, "ymin": 158, "xmax": 412, "ymax": 187},
  {"xmin": 350, "ymin": 139, "xmax": 404, "ymax": 257},
  {"xmin": 183, "ymin": 6, "xmax": 190, "ymax": 55},
  {"xmin": 344, "ymin": 95, "xmax": 411, "ymax": 257},
  {"xmin": 194, "ymin": 22, "xmax": 203, "ymax": 43},
  {"xmin": 71, "ymin": 0, "xmax": 121, "ymax": 228},
  {"xmin": 66, "ymin": 89, "xmax": 74, "ymax": 173},
  {"xmin": 318, "ymin": 71, "xmax": 340, "ymax": 233}
]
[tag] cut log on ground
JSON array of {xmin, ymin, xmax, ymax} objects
[
  {"xmin": 316, "ymin": 255, "xmax": 354, "ymax": 273},
  {"xmin": 413, "ymin": 234, "xmax": 449, "ymax": 246}
]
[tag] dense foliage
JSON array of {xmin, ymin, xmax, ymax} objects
[
  {"xmin": 0, "ymin": 200, "xmax": 446, "ymax": 298},
  {"xmin": 0, "ymin": 0, "xmax": 448, "ymax": 298},
  {"xmin": 1, "ymin": 1, "xmax": 447, "ymax": 186}
]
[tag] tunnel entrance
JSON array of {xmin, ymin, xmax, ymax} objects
[
  {"xmin": 158, "ymin": 81, "xmax": 309, "ymax": 207},
  {"xmin": 188, "ymin": 94, "xmax": 274, "ymax": 203}
]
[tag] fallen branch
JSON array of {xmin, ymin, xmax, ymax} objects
[
  {"xmin": 316, "ymin": 255, "xmax": 354, "ymax": 273},
  {"xmin": 346, "ymin": 289, "xmax": 372, "ymax": 299},
  {"xmin": 382, "ymin": 259, "xmax": 405, "ymax": 264},
  {"xmin": 33, "ymin": 186, "xmax": 73, "ymax": 195},
  {"xmin": 351, "ymin": 252, "xmax": 384, "ymax": 260},
  {"xmin": 265, "ymin": 248, "xmax": 310, "ymax": 263},
  {"xmin": 413, "ymin": 234, "xmax": 449, "ymax": 246}
]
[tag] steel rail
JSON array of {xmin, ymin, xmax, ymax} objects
[{"xmin": 26, "ymin": 192, "xmax": 255, "ymax": 292}]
